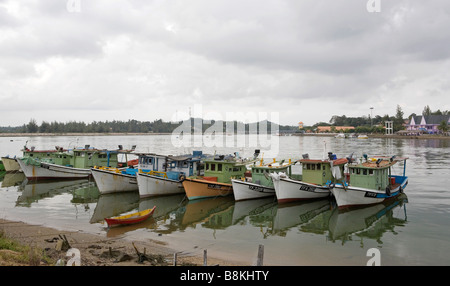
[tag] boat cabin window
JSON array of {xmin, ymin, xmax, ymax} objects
[
  {"xmin": 218, "ymin": 164, "xmax": 222, "ymax": 172},
  {"xmin": 211, "ymin": 164, "xmax": 216, "ymax": 171},
  {"xmin": 140, "ymin": 157, "xmax": 153, "ymax": 165},
  {"xmin": 351, "ymin": 167, "xmax": 374, "ymax": 176}
]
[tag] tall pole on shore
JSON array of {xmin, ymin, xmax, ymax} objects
[{"xmin": 370, "ymin": 107, "xmax": 374, "ymax": 127}]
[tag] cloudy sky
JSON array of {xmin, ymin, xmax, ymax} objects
[{"xmin": 1, "ymin": 0, "xmax": 449, "ymax": 127}]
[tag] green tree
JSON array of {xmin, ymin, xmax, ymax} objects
[
  {"xmin": 394, "ymin": 105, "xmax": 405, "ymax": 131},
  {"xmin": 438, "ymin": 120, "xmax": 448, "ymax": 134},
  {"xmin": 26, "ymin": 119, "xmax": 39, "ymax": 133},
  {"xmin": 422, "ymin": 105, "xmax": 431, "ymax": 116}
]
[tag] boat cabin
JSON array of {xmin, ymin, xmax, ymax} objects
[
  {"xmin": 347, "ymin": 157, "xmax": 404, "ymax": 190},
  {"xmin": 203, "ymin": 158, "xmax": 247, "ymax": 184},
  {"xmin": 248, "ymin": 159, "xmax": 294, "ymax": 187},
  {"xmin": 299, "ymin": 156, "xmax": 347, "ymax": 186},
  {"xmin": 137, "ymin": 151, "xmax": 203, "ymax": 180}
]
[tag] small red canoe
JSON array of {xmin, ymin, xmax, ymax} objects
[{"xmin": 105, "ymin": 206, "xmax": 156, "ymax": 227}]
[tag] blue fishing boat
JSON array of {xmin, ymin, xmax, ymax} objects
[{"xmin": 136, "ymin": 151, "xmax": 206, "ymax": 198}]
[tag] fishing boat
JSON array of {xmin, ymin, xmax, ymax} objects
[
  {"xmin": 91, "ymin": 166, "xmax": 140, "ymax": 195},
  {"xmin": 182, "ymin": 150, "xmax": 260, "ymax": 200},
  {"xmin": 17, "ymin": 145, "xmax": 133, "ymax": 180},
  {"xmin": 270, "ymin": 152, "xmax": 348, "ymax": 203},
  {"xmin": 2, "ymin": 143, "xmax": 67, "ymax": 172},
  {"xmin": 357, "ymin": 134, "xmax": 369, "ymax": 139},
  {"xmin": 104, "ymin": 206, "xmax": 156, "ymax": 227},
  {"xmin": 0, "ymin": 156, "xmax": 20, "ymax": 172},
  {"xmin": 231, "ymin": 158, "xmax": 296, "ymax": 201},
  {"xmin": 136, "ymin": 151, "xmax": 205, "ymax": 198},
  {"xmin": 331, "ymin": 155, "xmax": 409, "ymax": 209}
]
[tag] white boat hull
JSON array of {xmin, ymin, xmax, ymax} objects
[
  {"xmin": 17, "ymin": 159, "xmax": 91, "ymax": 180},
  {"xmin": 231, "ymin": 179, "xmax": 275, "ymax": 201},
  {"xmin": 272, "ymin": 175, "xmax": 331, "ymax": 203},
  {"xmin": 137, "ymin": 172, "xmax": 184, "ymax": 198},
  {"xmin": 91, "ymin": 168, "xmax": 137, "ymax": 195},
  {"xmin": 1, "ymin": 157, "xmax": 21, "ymax": 172},
  {"xmin": 331, "ymin": 177, "xmax": 408, "ymax": 209}
]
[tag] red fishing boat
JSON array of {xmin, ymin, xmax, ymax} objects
[{"xmin": 104, "ymin": 206, "xmax": 156, "ymax": 227}]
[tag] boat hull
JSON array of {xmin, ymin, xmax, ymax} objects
[
  {"xmin": 331, "ymin": 176, "xmax": 408, "ymax": 209},
  {"xmin": 1, "ymin": 157, "xmax": 21, "ymax": 172},
  {"xmin": 273, "ymin": 176, "xmax": 331, "ymax": 203},
  {"xmin": 17, "ymin": 159, "xmax": 91, "ymax": 180},
  {"xmin": 91, "ymin": 168, "xmax": 138, "ymax": 195},
  {"xmin": 137, "ymin": 172, "xmax": 184, "ymax": 198},
  {"xmin": 231, "ymin": 179, "xmax": 275, "ymax": 201},
  {"xmin": 182, "ymin": 177, "xmax": 233, "ymax": 200}
]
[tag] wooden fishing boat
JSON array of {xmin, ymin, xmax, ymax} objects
[
  {"xmin": 1, "ymin": 156, "xmax": 21, "ymax": 172},
  {"xmin": 136, "ymin": 151, "xmax": 205, "ymax": 198},
  {"xmin": 270, "ymin": 153, "xmax": 347, "ymax": 203},
  {"xmin": 17, "ymin": 145, "xmax": 134, "ymax": 180},
  {"xmin": 231, "ymin": 158, "xmax": 296, "ymax": 201},
  {"xmin": 183, "ymin": 150, "xmax": 260, "ymax": 200},
  {"xmin": 91, "ymin": 166, "xmax": 139, "ymax": 195},
  {"xmin": 331, "ymin": 155, "xmax": 409, "ymax": 209},
  {"xmin": 104, "ymin": 206, "xmax": 156, "ymax": 227}
]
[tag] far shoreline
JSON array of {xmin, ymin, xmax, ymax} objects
[{"xmin": 0, "ymin": 132, "xmax": 449, "ymax": 140}]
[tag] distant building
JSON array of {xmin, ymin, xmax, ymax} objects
[
  {"xmin": 407, "ymin": 115, "xmax": 450, "ymax": 134},
  {"xmin": 298, "ymin": 122, "xmax": 304, "ymax": 129},
  {"xmin": 316, "ymin": 126, "xmax": 355, "ymax": 133}
]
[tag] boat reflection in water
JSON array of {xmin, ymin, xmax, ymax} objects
[
  {"xmin": 4, "ymin": 170, "xmax": 408, "ymax": 249},
  {"xmin": 272, "ymin": 199, "xmax": 332, "ymax": 238},
  {"xmin": 16, "ymin": 179, "xmax": 95, "ymax": 207},
  {"xmin": 181, "ymin": 196, "xmax": 235, "ymax": 230},
  {"xmin": 328, "ymin": 193, "xmax": 409, "ymax": 245},
  {"xmin": 1, "ymin": 172, "xmax": 25, "ymax": 188}
]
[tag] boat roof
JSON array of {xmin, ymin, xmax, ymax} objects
[
  {"xmin": 349, "ymin": 156, "xmax": 408, "ymax": 169},
  {"xmin": 134, "ymin": 152, "xmax": 206, "ymax": 161},
  {"xmin": 299, "ymin": 158, "xmax": 348, "ymax": 166},
  {"xmin": 252, "ymin": 159, "xmax": 296, "ymax": 169}
]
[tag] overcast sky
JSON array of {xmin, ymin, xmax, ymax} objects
[{"xmin": 1, "ymin": 0, "xmax": 449, "ymax": 127}]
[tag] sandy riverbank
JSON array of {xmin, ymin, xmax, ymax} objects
[{"xmin": 0, "ymin": 218, "xmax": 241, "ymax": 266}]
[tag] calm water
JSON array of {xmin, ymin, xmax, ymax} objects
[{"xmin": 0, "ymin": 134, "xmax": 449, "ymax": 265}]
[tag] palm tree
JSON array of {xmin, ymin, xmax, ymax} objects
[{"xmin": 438, "ymin": 120, "xmax": 449, "ymax": 135}]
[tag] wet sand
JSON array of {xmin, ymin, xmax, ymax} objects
[{"xmin": 0, "ymin": 218, "xmax": 242, "ymax": 266}]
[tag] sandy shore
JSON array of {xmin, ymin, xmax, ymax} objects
[{"xmin": 0, "ymin": 218, "xmax": 241, "ymax": 266}]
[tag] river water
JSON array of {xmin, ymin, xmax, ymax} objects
[{"xmin": 0, "ymin": 134, "xmax": 449, "ymax": 265}]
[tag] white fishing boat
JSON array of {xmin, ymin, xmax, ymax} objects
[
  {"xmin": 331, "ymin": 155, "xmax": 408, "ymax": 209},
  {"xmin": 231, "ymin": 158, "xmax": 296, "ymax": 201},
  {"xmin": 17, "ymin": 145, "xmax": 133, "ymax": 180},
  {"xmin": 91, "ymin": 166, "xmax": 139, "ymax": 195},
  {"xmin": 136, "ymin": 151, "xmax": 205, "ymax": 198},
  {"xmin": 270, "ymin": 153, "xmax": 348, "ymax": 203},
  {"xmin": 357, "ymin": 134, "xmax": 369, "ymax": 139}
]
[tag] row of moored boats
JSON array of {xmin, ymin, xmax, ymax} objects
[{"xmin": 1, "ymin": 144, "xmax": 409, "ymax": 209}]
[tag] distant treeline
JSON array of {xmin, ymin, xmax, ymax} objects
[
  {"xmin": 2, "ymin": 105, "xmax": 446, "ymax": 134},
  {"xmin": 0, "ymin": 118, "xmax": 298, "ymax": 134}
]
